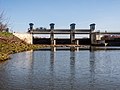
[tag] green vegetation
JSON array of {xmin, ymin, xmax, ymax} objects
[{"xmin": 0, "ymin": 32, "xmax": 41, "ymax": 61}]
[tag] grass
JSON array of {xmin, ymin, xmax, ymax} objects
[{"xmin": 0, "ymin": 32, "xmax": 42, "ymax": 61}]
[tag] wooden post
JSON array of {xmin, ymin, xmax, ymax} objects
[
  {"xmin": 50, "ymin": 23, "xmax": 55, "ymax": 45},
  {"xmin": 70, "ymin": 23, "xmax": 76, "ymax": 44}
]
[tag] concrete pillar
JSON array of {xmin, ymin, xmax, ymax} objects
[
  {"xmin": 70, "ymin": 23, "xmax": 76, "ymax": 44},
  {"xmin": 54, "ymin": 40, "xmax": 56, "ymax": 45},
  {"xmin": 90, "ymin": 23, "xmax": 95, "ymax": 31},
  {"xmin": 91, "ymin": 32, "xmax": 97, "ymax": 45},
  {"xmin": 50, "ymin": 23, "xmax": 55, "ymax": 45},
  {"xmin": 90, "ymin": 23, "xmax": 96, "ymax": 45},
  {"xmin": 29, "ymin": 23, "xmax": 34, "ymax": 30},
  {"xmin": 76, "ymin": 40, "xmax": 79, "ymax": 45},
  {"xmin": 51, "ymin": 46, "xmax": 56, "ymax": 52},
  {"xmin": 76, "ymin": 47, "xmax": 79, "ymax": 51}
]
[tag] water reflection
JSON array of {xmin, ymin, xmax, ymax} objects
[
  {"xmin": 50, "ymin": 46, "xmax": 79, "ymax": 52},
  {"xmin": 51, "ymin": 46, "xmax": 56, "ymax": 52},
  {"xmin": 49, "ymin": 51, "xmax": 55, "ymax": 90},
  {"xmin": 70, "ymin": 51, "xmax": 75, "ymax": 90},
  {"xmin": 89, "ymin": 51, "xmax": 96, "ymax": 90},
  {"xmin": 1, "ymin": 48, "xmax": 120, "ymax": 90},
  {"xmin": 50, "ymin": 51, "xmax": 55, "ymax": 71},
  {"xmin": 26, "ymin": 50, "xmax": 34, "ymax": 89},
  {"xmin": 0, "ymin": 50, "xmax": 35, "ymax": 89},
  {"xmin": 26, "ymin": 50, "xmax": 34, "ymax": 70}
]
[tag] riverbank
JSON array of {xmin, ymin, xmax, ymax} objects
[{"xmin": 0, "ymin": 32, "xmax": 42, "ymax": 61}]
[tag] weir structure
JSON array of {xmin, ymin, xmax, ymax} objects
[{"xmin": 28, "ymin": 23, "xmax": 98, "ymax": 45}]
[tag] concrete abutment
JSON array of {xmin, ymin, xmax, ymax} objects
[{"xmin": 13, "ymin": 33, "xmax": 33, "ymax": 44}]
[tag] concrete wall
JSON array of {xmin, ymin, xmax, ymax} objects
[
  {"xmin": 96, "ymin": 35, "xmax": 101, "ymax": 40},
  {"xmin": 13, "ymin": 33, "xmax": 33, "ymax": 44}
]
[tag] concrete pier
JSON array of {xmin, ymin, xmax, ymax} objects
[
  {"xmin": 76, "ymin": 40, "xmax": 79, "ymax": 45},
  {"xmin": 90, "ymin": 23, "xmax": 96, "ymax": 45},
  {"xmin": 70, "ymin": 23, "xmax": 76, "ymax": 44},
  {"xmin": 50, "ymin": 23, "xmax": 55, "ymax": 45}
]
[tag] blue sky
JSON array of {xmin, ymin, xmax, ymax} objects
[{"xmin": 0, "ymin": 0, "xmax": 120, "ymax": 32}]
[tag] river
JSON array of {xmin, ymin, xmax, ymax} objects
[{"xmin": 0, "ymin": 48, "xmax": 120, "ymax": 90}]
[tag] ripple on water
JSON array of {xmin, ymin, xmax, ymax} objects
[{"xmin": 0, "ymin": 50, "xmax": 120, "ymax": 90}]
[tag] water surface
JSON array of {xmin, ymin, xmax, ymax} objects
[{"xmin": 0, "ymin": 49, "xmax": 120, "ymax": 90}]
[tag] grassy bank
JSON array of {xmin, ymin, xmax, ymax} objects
[{"xmin": 0, "ymin": 32, "xmax": 41, "ymax": 61}]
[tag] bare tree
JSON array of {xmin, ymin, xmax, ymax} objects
[{"xmin": 0, "ymin": 11, "xmax": 8, "ymax": 32}]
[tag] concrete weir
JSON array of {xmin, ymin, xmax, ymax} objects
[
  {"xmin": 12, "ymin": 23, "xmax": 105, "ymax": 46},
  {"xmin": 28, "ymin": 23, "xmax": 97, "ymax": 45},
  {"xmin": 12, "ymin": 23, "xmax": 120, "ymax": 47},
  {"xmin": 13, "ymin": 32, "xmax": 33, "ymax": 44}
]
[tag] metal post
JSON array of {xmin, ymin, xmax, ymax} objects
[
  {"xmin": 70, "ymin": 23, "xmax": 76, "ymax": 44},
  {"xmin": 50, "ymin": 23, "xmax": 55, "ymax": 45}
]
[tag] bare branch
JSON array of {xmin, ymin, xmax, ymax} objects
[
  {"xmin": 0, "ymin": 11, "xmax": 5, "ymax": 23},
  {"xmin": 0, "ymin": 11, "xmax": 9, "ymax": 32}
]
